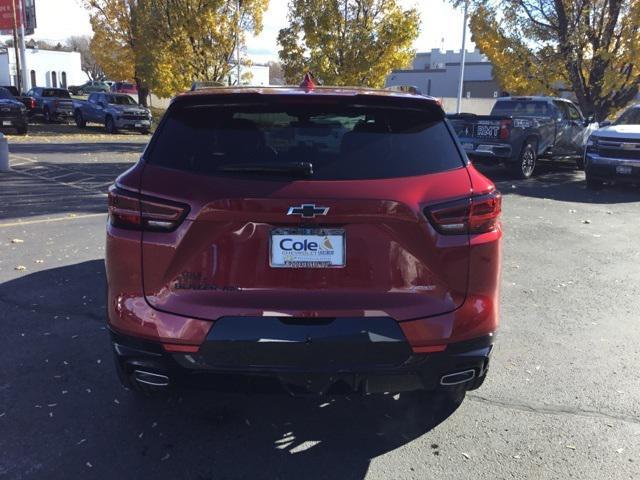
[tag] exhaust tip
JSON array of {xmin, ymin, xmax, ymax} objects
[
  {"xmin": 133, "ymin": 370, "xmax": 170, "ymax": 387},
  {"xmin": 440, "ymin": 369, "xmax": 476, "ymax": 386}
]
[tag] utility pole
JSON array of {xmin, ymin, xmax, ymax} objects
[
  {"xmin": 17, "ymin": 0, "xmax": 28, "ymax": 91},
  {"xmin": 455, "ymin": 0, "xmax": 469, "ymax": 114},
  {"xmin": 10, "ymin": 0, "xmax": 21, "ymax": 92},
  {"xmin": 236, "ymin": 0, "xmax": 241, "ymax": 86}
]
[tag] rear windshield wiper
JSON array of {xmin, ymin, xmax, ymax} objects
[{"xmin": 218, "ymin": 161, "xmax": 314, "ymax": 177}]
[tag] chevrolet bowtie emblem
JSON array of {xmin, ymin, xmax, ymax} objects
[{"xmin": 287, "ymin": 204, "xmax": 329, "ymax": 218}]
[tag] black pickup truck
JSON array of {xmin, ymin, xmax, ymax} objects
[
  {"xmin": 0, "ymin": 85, "xmax": 36, "ymax": 113},
  {"xmin": 448, "ymin": 96, "xmax": 593, "ymax": 178}
]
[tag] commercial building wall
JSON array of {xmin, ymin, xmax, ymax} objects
[{"xmin": 0, "ymin": 48, "xmax": 84, "ymax": 91}]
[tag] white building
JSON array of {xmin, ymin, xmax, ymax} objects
[
  {"xmin": 226, "ymin": 64, "xmax": 270, "ymax": 86},
  {"xmin": 0, "ymin": 47, "xmax": 84, "ymax": 91}
]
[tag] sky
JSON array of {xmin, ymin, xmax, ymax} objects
[{"xmin": 14, "ymin": 0, "xmax": 474, "ymax": 62}]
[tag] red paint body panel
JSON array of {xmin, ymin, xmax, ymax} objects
[
  {"xmin": 138, "ymin": 166, "xmax": 472, "ymax": 322},
  {"xmin": 105, "ymin": 87, "xmax": 501, "ymax": 352}
]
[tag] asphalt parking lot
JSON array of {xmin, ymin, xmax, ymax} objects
[{"xmin": 1, "ymin": 136, "xmax": 639, "ymax": 479}]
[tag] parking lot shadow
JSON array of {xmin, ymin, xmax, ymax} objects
[
  {"xmin": 476, "ymin": 162, "xmax": 640, "ymax": 204},
  {"xmin": 0, "ymin": 162, "xmax": 135, "ymax": 221},
  {"xmin": 0, "ymin": 260, "xmax": 459, "ymax": 480}
]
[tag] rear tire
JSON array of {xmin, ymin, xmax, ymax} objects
[
  {"xmin": 139, "ymin": 128, "xmax": 150, "ymax": 135},
  {"xmin": 75, "ymin": 110, "xmax": 86, "ymax": 128},
  {"xmin": 586, "ymin": 173, "xmax": 604, "ymax": 190},
  {"xmin": 576, "ymin": 155, "xmax": 585, "ymax": 170},
  {"xmin": 16, "ymin": 124, "xmax": 27, "ymax": 135},
  {"xmin": 510, "ymin": 141, "xmax": 537, "ymax": 179},
  {"xmin": 105, "ymin": 115, "xmax": 117, "ymax": 134},
  {"xmin": 43, "ymin": 107, "xmax": 52, "ymax": 123}
]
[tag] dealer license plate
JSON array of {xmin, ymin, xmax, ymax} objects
[
  {"xmin": 616, "ymin": 165, "xmax": 632, "ymax": 175},
  {"xmin": 2, "ymin": 120, "xmax": 11, "ymax": 126},
  {"xmin": 270, "ymin": 228, "xmax": 345, "ymax": 268}
]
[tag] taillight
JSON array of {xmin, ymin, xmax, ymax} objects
[
  {"xmin": 107, "ymin": 186, "xmax": 189, "ymax": 232},
  {"xmin": 426, "ymin": 191, "xmax": 502, "ymax": 235},
  {"xmin": 29, "ymin": 97, "xmax": 35, "ymax": 109},
  {"xmin": 499, "ymin": 119, "xmax": 512, "ymax": 139}
]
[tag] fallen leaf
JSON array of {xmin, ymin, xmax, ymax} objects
[
  {"xmin": 566, "ymin": 445, "xmax": 576, "ymax": 450},
  {"xmin": 582, "ymin": 219, "xmax": 591, "ymax": 224},
  {"xmin": 461, "ymin": 452, "xmax": 470, "ymax": 459},
  {"xmin": 86, "ymin": 462, "xmax": 92, "ymax": 468},
  {"xmin": 161, "ymin": 453, "xmax": 170, "ymax": 461},
  {"xmin": 10, "ymin": 238, "xmax": 24, "ymax": 243},
  {"xmin": 35, "ymin": 259, "xmax": 44, "ymax": 263},
  {"xmin": 14, "ymin": 265, "xmax": 26, "ymax": 271}
]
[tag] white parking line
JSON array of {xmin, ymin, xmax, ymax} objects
[{"xmin": 0, "ymin": 213, "xmax": 106, "ymax": 228}]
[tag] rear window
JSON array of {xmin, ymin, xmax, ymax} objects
[
  {"xmin": 147, "ymin": 99, "xmax": 463, "ymax": 180},
  {"xmin": 492, "ymin": 100, "xmax": 550, "ymax": 117},
  {"xmin": 42, "ymin": 89, "xmax": 71, "ymax": 98}
]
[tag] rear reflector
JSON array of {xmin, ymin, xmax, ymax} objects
[
  {"xmin": 108, "ymin": 185, "xmax": 189, "ymax": 232},
  {"xmin": 426, "ymin": 191, "xmax": 502, "ymax": 235}
]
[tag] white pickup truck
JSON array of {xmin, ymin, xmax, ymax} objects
[{"xmin": 584, "ymin": 105, "xmax": 640, "ymax": 189}]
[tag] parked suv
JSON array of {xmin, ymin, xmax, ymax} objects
[
  {"xmin": 107, "ymin": 78, "xmax": 502, "ymax": 401},
  {"xmin": 26, "ymin": 87, "xmax": 74, "ymax": 122},
  {"xmin": 584, "ymin": 104, "xmax": 640, "ymax": 188},
  {"xmin": 68, "ymin": 80, "xmax": 110, "ymax": 95}
]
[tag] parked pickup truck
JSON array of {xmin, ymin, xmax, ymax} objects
[
  {"xmin": 26, "ymin": 87, "xmax": 75, "ymax": 123},
  {"xmin": 73, "ymin": 92, "xmax": 152, "ymax": 134},
  {"xmin": 0, "ymin": 87, "xmax": 28, "ymax": 134},
  {"xmin": 448, "ymin": 96, "xmax": 593, "ymax": 178},
  {"xmin": 0, "ymin": 85, "xmax": 36, "ymax": 113},
  {"xmin": 583, "ymin": 103, "xmax": 640, "ymax": 189}
]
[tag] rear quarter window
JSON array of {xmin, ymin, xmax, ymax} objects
[{"xmin": 146, "ymin": 97, "xmax": 464, "ymax": 180}]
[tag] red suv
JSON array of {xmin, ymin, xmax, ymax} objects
[{"xmin": 106, "ymin": 80, "xmax": 502, "ymax": 399}]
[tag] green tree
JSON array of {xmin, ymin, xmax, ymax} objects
[
  {"xmin": 462, "ymin": 0, "xmax": 640, "ymax": 120},
  {"xmin": 277, "ymin": 0, "xmax": 420, "ymax": 87}
]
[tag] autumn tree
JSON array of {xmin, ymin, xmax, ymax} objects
[
  {"xmin": 462, "ymin": 0, "xmax": 640, "ymax": 121},
  {"xmin": 277, "ymin": 0, "xmax": 420, "ymax": 87},
  {"xmin": 86, "ymin": 0, "xmax": 269, "ymax": 102},
  {"xmin": 85, "ymin": 0, "xmax": 152, "ymax": 105}
]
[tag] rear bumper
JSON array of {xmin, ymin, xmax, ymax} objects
[
  {"xmin": 585, "ymin": 152, "xmax": 640, "ymax": 183},
  {"xmin": 110, "ymin": 320, "xmax": 494, "ymax": 395},
  {"xmin": 460, "ymin": 141, "xmax": 513, "ymax": 163}
]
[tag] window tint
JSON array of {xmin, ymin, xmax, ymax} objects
[
  {"xmin": 616, "ymin": 108, "xmax": 640, "ymax": 125},
  {"xmin": 565, "ymin": 103, "xmax": 582, "ymax": 121},
  {"xmin": 0, "ymin": 87, "xmax": 14, "ymax": 100},
  {"xmin": 107, "ymin": 95, "xmax": 137, "ymax": 105},
  {"xmin": 492, "ymin": 101, "xmax": 550, "ymax": 117},
  {"xmin": 147, "ymin": 101, "xmax": 462, "ymax": 180},
  {"xmin": 42, "ymin": 89, "xmax": 71, "ymax": 98}
]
